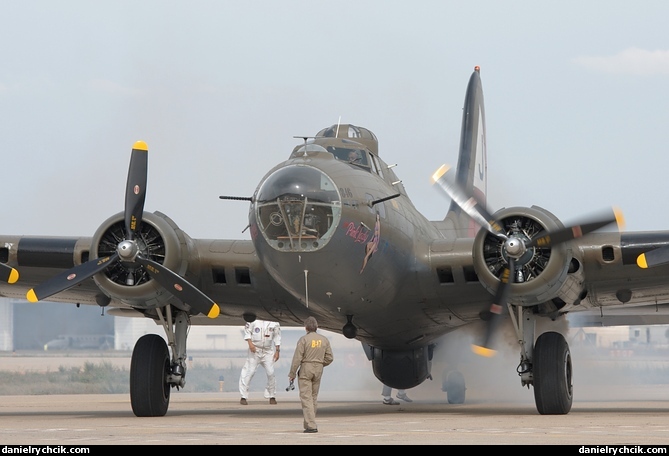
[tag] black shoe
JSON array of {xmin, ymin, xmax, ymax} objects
[
  {"xmin": 240, "ymin": 398, "xmax": 248, "ymax": 405},
  {"xmin": 303, "ymin": 428, "xmax": 318, "ymax": 433}
]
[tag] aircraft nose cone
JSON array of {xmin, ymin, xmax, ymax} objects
[{"xmin": 253, "ymin": 165, "xmax": 341, "ymax": 253}]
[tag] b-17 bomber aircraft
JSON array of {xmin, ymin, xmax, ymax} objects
[{"xmin": 2, "ymin": 66, "xmax": 669, "ymax": 417}]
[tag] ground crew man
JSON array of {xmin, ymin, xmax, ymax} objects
[
  {"xmin": 288, "ymin": 316, "xmax": 333, "ymax": 433},
  {"xmin": 381, "ymin": 384, "xmax": 412, "ymax": 405},
  {"xmin": 239, "ymin": 319, "xmax": 281, "ymax": 405}
]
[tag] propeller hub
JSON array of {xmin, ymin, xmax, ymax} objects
[
  {"xmin": 504, "ymin": 237, "xmax": 526, "ymax": 259},
  {"xmin": 117, "ymin": 239, "xmax": 140, "ymax": 262}
]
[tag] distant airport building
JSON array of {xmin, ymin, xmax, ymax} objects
[
  {"xmin": 5, "ymin": 298, "xmax": 666, "ymax": 356},
  {"xmin": 4, "ymin": 298, "xmax": 113, "ymax": 351},
  {"xmin": 0, "ymin": 298, "xmax": 362, "ymax": 354},
  {"xmin": 0, "ymin": 300, "xmax": 12, "ymax": 351}
]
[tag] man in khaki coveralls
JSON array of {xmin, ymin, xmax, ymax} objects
[{"xmin": 288, "ymin": 316, "xmax": 333, "ymax": 433}]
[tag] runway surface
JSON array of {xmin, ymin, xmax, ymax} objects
[
  {"xmin": 3, "ymin": 352, "xmax": 669, "ymax": 445},
  {"xmin": 3, "ymin": 389, "xmax": 669, "ymax": 445}
]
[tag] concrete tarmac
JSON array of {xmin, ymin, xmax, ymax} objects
[
  {"xmin": 3, "ymin": 389, "xmax": 669, "ymax": 445},
  {"xmin": 3, "ymin": 352, "xmax": 669, "ymax": 445}
]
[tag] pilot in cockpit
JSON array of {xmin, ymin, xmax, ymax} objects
[{"xmin": 348, "ymin": 150, "xmax": 362, "ymax": 164}]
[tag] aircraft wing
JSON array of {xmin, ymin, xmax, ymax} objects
[
  {"xmin": 0, "ymin": 231, "xmax": 309, "ymax": 327},
  {"xmin": 0, "ymin": 235, "xmax": 101, "ymax": 305}
]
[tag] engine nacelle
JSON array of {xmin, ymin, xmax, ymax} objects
[
  {"xmin": 472, "ymin": 206, "xmax": 584, "ymax": 309},
  {"xmin": 90, "ymin": 211, "xmax": 199, "ymax": 310}
]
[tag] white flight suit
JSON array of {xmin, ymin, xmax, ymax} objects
[{"xmin": 239, "ymin": 320, "xmax": 281, "ymax": 399}]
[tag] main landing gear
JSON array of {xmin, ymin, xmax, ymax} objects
[
  {"xmin": 442, "ymin": 370, "xmax": 466, "ymax": 404},
  {"xmin": 130, "ymin": 307, "xmax": 191, "ymax": 417},
  {"xmin": 510, "ymin": 305, "xmax": 573, "ymax": 415},
  {"xmin": 444, "ymin": 306, "xmax": 573, "ymax": 414}
]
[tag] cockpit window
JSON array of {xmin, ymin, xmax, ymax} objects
[
  {"xmin": 370, "ymin": 153, "xmax": 384, "ymax": 178},
  {"xmin": 326, "ymin": 146, "xmax": 371, "ymax": 171}
]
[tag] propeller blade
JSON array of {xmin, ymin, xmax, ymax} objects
[
  {"xmin": 27, "ymin": 140, "xmax": 221, "ymax": 319},
  {"xmin": 0, "ymin": 264, "xmax": 19, "ymax": 284},
  {"xmin": 637, "ymin": 245, "xmax": 669, "ymax": 269},
  {"xmin": 431, "ymin": 164, "xmax": 505, "ymax": 237},
  {"xmin": 472, "ymin": 256, "xmax": 514, "ymax": 357},
  {"xmin": 430, "ymin": 165, "xmax": 624, "ymax": 358},
  {"xmin": 135, "ymin": 256, "xmax": 220, "ymax": 318},
  {"xmin": 125, "ymin": 141, "xmax": 148, "ymax": 241},
  {"xmin": 26, "ymin": 254, "xmax": 119, "ymax": 303},
  {"xmin": 527, "ymin": 207, "xmax": 625, "ymax": 249}
]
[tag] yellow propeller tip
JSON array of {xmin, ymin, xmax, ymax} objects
[
  {"xmin": 207, "ymin": 304, "xmax": 220, "ymax": 319},
  {"xmin": 637, "ymin": 254, "xmax": 648, "ymax": 269},
  {"xmin": 133, "ymin": 140, "xmax": 148, "ymax": 151},
  {"xmin": 26, "ymin": 289, "xmax": 39, "ymax": 303},
  {"xmin": 430, "ymin": 164, "xmax": 450, "ymax": 184},
  {"xmin": 471, "ymin": 345, "xmax": 496, "ymax": 357},
  {"xmin": 8, "ymin": 268, "xmax": 19, "ymax": 284},
  {"xmin": 613, "ymin": 207, "xmax": 625, "ymax": 231}
]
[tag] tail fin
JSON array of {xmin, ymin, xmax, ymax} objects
[{"xmin": 448, "ymin": 66, "xmax": 487, "ymax": 237}]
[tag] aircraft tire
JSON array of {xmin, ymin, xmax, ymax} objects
[
  {"xmin": 533, "ymin": 331, "xmax": 573, "ymax": 415},
  {"xmin": 443, "ymin": 370, "xmax": 466, "ymax": 404},
  {"xmin": 130, "ymin": 333, "xmax": 171, "ymax": 417}
]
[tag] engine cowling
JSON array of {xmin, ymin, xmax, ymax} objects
[
  {"xmin": 472, "ymin": 206, "xmax": 584, "ymax": 309},
  {"xmin": 90, "ymin": 211, "xmax": 198, "ymax": 310}
]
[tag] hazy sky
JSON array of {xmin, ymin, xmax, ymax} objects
[{"xmin": 2, "ymin": 1, "xmax": 669, "ymax": 240}]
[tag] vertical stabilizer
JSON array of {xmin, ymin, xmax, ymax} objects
[{"xmin": 448, "ymin": 66, "xmax": 487, "ymax": 236}]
